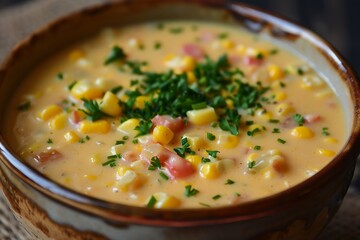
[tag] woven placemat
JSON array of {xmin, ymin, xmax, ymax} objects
[{"xmin": 0, "ymin": 0, "xmax": 360, "ymax": 239}]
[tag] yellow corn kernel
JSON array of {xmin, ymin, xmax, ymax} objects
[
  {"xmin": 226, "ymin": 99, "xmax": 234, "ymax": 109},
  {"xmin": 94, "ymin": 78, "xmax": 113, "ymax": 91},
  {"xmin": 217, "ymin": 134, "xmax": 239, "ymax": 149},
  {"xmin": 267, "ymin": 65, "xmax": 284, "ymax": 81},
  {"xmin": 255, "ymin": 109, "xmax": 272, "ymax": 121},
  {"xmin": 111, "ymin": 144, "xmax": 125, "ymax": 155},
  {"xmin": 153, "ymin": 193, "xmax": 181, "ymax": 209},
  {"xmin": 236, "ymin": 44, "xmax": 246, "ymax": 55},
  {"xmin": 90, "ymin": 153, "xmax": 101, "ymax": 164},
  {"xmin": 70, "ymin": 80, "xmax": 103, "ymax": 100},
  {"xmin": 117, "ymin": 118, "xmax": 141, "ymax": 137},
  {"xmin": 186, "ymin": 71, "xmax": 197, "ymax": 84},
  {"xmin": 187, "ymin": 107, "xmax": 218, "ymax": 125},
  {"xmin": 39, "ymin": 105, "xmax": 62, "ymax": 121},
  {"xmin": 200, "ymin": 162, "xmax": 222, "ymax": 179},
  {"xmin": 324, "ymin": 137, "xmax": 338, "ymax": 144},
  {"xmin": 181, "ymin": 56, "xmax": 196, "ymax": 72},
  {"xmin": 64, "ymin": 131, "xmax": 80, "ymax": 143},
  {"xmin": 221, "ymin": 40, "xmax": 235, "ymax": 50},
  {"xmin": 284, "ymin": 65, "xmax": 297, "ymax": 75},
  {"xmin": 78, "ymin": 120, "xmax": 110, "ymax": 134},
  {"xmin": 247, "ymin": 153, "xmax": 259, "ymax": 162},
  {"xmin": 153, "ymin": 125, "xmax": 174, "ymax": 145},
  {"xmin": 83, "ymin": 174, "xmax": 97, "ymax": 181},
  {"xmin": 68, "ymin": 49, "xmax": 84, "ymax": 61},
  {"xmin": 273, "ymin": 91, "xmax": 287, "ymax": 101},
  {"xmin": 99, "ymin": 91, "xmax": 122, "ymax": 117},
  {"xmin": 49, "ymin": 112, "xmax": 67, "ymax": 130},
  {"xmin": 183, "ymin": 134, "xmax": 207, "ymax": 150},
  {"xmin": 318, "ymin": 148, "xmax": 336, "ymax": 157},
  {"xmin": 134, "ymin": 96, "xmax": 150, "ymax": 109},
  {"xmin": 291, "ymin": 126, "xmax": 314, "ymax": 139},
  {"xmin": 275, "ymin": 103, "xmax": 294, "ymax": 116},
  {"xmin": 263, "ymin": 170, "xmax": 275, "ymax": 179},
  {"xmin": 186, "ymin": 155, "xmax": 202, "ymax": 168}
]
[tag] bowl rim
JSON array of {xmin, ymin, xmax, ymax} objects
[{"xmin": 1, "ymin": 0, "xmax": 360, "ymax": 227}]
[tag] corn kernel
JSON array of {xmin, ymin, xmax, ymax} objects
[
  {"xmin": 117, "ymin": 118, "xmax": 141, "ymax": 137},
  {"xmin": 300, "ymin": 76, "xmax": 324, "ymax": 90},
  {"xmin": 153, "ymin": 125, "xmax": 174, "ymax": 145},
  {"xmin": 247, "ymin": 153, "xmax": 259, "ymax": 162},
  {"xmin": 94, "ymin": 78, "xmax": 113, "ymax": 91},
  {"xmin": 181, "ymin": 56, "xmax": 196, "ymax": 72},
  {"xmin": 117, "ymin": 166, "xmax": 132, "ymax": 176},
  {"xmin": 68, "ymin": 49, "xmax": 84, "ymax": 61},
  {"xmin": 318, "ymin": 148, "xmax": 336, "ymax": 157},
  {"xmin": 273, "ymin": 91, "xmax": 287, "ymax": 101},
  {"xmin": 111, "ymin": 144, "xmax": 125, "ymax": 155},
  {"xmin": 64, "ymin": 131, "xmax": 80, "ymax": 143},
  {"xmin": 291, "ymin": 126, "xmax": 314, "ymax": 139},
  {"xmin": 78, "ymin": 120, "xmax": 110, "ymax": 134},
  {"xmin": 324, "ymin": 137, "xmax": 338, "ymax": 144},
  {"xmin": 71, "ymin": 80, "xmax": 103, "ymax": 100},
  {"xmin": 99, "ymin": 91, "xmax": 122, "ymax": 117},
  {"xmin": 200, "ymin": 162, "xmax": 222, "ymax": 179},
  {"xmin": 186, "ymin": 71, "xmax": 197, "ymax": 84},
  {"xmin": 83, "ymin": 174, "xmax": 97, "ymax": 181},
  {"xmin": 134, "ymin": 96, "xmax": 150, "ymax": 109},
  {"xmin": 226, "ymin": 99, "xmax": 234, "ymax": 109},
  {"xmin": 163, "ymin": 54, "xmax": 182, "ymax": 70},
  {"xmin": 183, "ymin": 134, "xmax": 207, "ymax": 150},
  {"xmin": 275, "ymin": 103, "xmax": 294, "ymax": 116},
  {"xmin": 263, "ymin": 169, "xmax": 275, "ymax": 179},
  {"xmin": 90, "ymin": 153, "xmax": 101, "ymax": 164},
  {"xmin": 267, "ymin": 65, "xmax": 284, "ymax": 81},
  {"xmin": 255, "ymin": 109, "xmax": 272, "ymax": 121},
  {"xmin": 187, "ymin": 107, "xmax": 218, "ymax": 125},
  {"xmin": 221, "ymin": 40, "xmax": 235, "ymax": 49},
  {"xmin": 186, "ymin": 155, "xmax": 202, "ymax": 168},
  {"xmin": 248, "ymin": 124, "xmax": 263, "ymax": 134},
  {"xmin": 128, "ymin": 38, "xmax": 142, "ymax": 48},
  {"xmin": 217, "ymin": 134, "xmax": 239, "ymax": 149},
  {"xmin": 49, "ymin": 112, "xmax": 67, "ymax": 130},
  {"xmin": 130, "ymin": 160, "xmax": 147, "ymax": 171},
  {"xmin": 153, "ymin": 193, "xmax": 181, "ymax": 209},
  {"xmin": 116, "ymin": 170, "xmax": 145, "ymax": 192},
  {"xmin": 39, "ymin": 105, "xmax": 62, "ymax": 121}
]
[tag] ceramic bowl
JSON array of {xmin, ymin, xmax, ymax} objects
[{"xmin": 1, "ymin": 1, "xmax": 360, "ymax": 239}]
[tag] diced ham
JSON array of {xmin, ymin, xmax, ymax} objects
[
  {"xmin": 70, "ymin": 110, "xmax": 83, "ymax": 124},
  {"xmin": 34, "ymin": 149, "xmax": 63, "ymax": 164},
  {"xmin": 181, "ymin": 43, "xmax": 204, "ymax": 60},
  {"xmin": 140, "ymin": 143, "xmax": 194, "ymax": 179},
  {"xmin": 304, "ymin": 114, "xmax": 322, "ymax": 124},
  {"xmin": 281, "ymin": 117, "xmax": 297, "ymax": 128},
  {"xmin": 243, "ymin": 56, "xmax": 263, "ymax": 66},
  {"xmin": 151, "ymin": 115, "xmax": 186, "ymax": 133}
]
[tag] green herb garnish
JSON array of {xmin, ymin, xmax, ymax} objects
[
  {"xmin": 148, "ymin": 156, "xmax": 161, "ymax": 170},
  {"xmin": 206, "ymin": 150, "xmax": 219, "ymax": 158},
  {"xmin": 146, "ymin": 195, "xmax": 157, "ymax": 208},
  {"xmin": 159, "ymin": 172, "xmax": 169, "ymax": 180},
  {"xmin": 134, "ymin": 120, "xmax": 153, "ymax": 137},
  {"xmin": 207, "ymin": 132, "xmax": 216, "ymax": 141},
  {"xmin": 47, "ymin": 138, "xmax": 53, "ymax": 144},
  {"xmin": 247, "ymin": 161, "xmax": 256, "ymax": 169},
  {"xmin": 212, "ymin": 194, "xmax": 221, "ymax": 200},
  {"xmin": 184, "ymin": 185, "xmax": 199, "ymax": 197},
  {"xmin": 174, "ymin": 137, "xmax": 194, "ymax": 157},
  {"xmin": 293, "ymin": 113, "xmax": 305, "ymax": 126},
  {"xmin": 277, "ymin": 138, "xmax": 286, "ymax": 144},
  {"xmin": 68, "ymin": 81, "xmax": 77, "ymax": 90},
  {"xmin": 322, "ymin": 127, "xmax": 330, "ymax": 136},
  {"xmin": 254, "ymin": 145, "xmax": 261, "ymax": 150},
  {"xmin": 79, "ymin": 98, "xmax": 106, "ymax": 121},
  {"xmin": 17, "ymin": 101, "xmax": 31, "ymax": 111},
  {"xmin": 225, "ymin": 179, "xmax": 235, "ymax": 185},
  {"xmin": 104, "ymin": 45, "xmax": 126, "ymax": 65}
]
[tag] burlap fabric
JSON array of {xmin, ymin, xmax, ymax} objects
[{"xmin": 0, "ymin": 0, "xmax": 359, "ymax": 239}]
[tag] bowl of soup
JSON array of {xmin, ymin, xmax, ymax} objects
[{"xmin": 0, "ymin": 0, "xmax": 359, "ymax": 239}]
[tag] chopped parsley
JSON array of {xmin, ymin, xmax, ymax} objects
[
  {"xmin": 102, "ymin": 159, "xmax": 117, "ymax": 167},
  {"xmin": 17, "ymin": 101, "xmax": 31, "ymax": 111},
  {"xmin": 132, "ymin": 139, "xmax": 139, "ymax": 144},
  {"xmin": 115, "ymin": 140, "xmax": 125, "ymax": 145},
  {"xmin": 297, "ymin": 68, "xmax": 304, "ymax": 75},
  {"xmin": 110, "ymin": 86, "xmax": 123, "ymax": 94},
  {"xmin": 254, "ymin": 145, "xmax": 261, "ymax": 150},
  {"xmin": 79, "ymin": 98, "xmax": 106, "ymax": 121},
  {"xmin": 206, "ymin": 150, "xmax": 219, "ymax": 158},
  {"xmin": 47, "ymin": 138, "xmax": 53, "ymax": 144},
  {"xmin": 67, "ymin": 81, "xmax": 77, "ymax": 91},
  {"xmin": 184, "ymin": 185, "xmax": 199, "ymax": 197},
  {"xmin": 154, "ymin": 42, "xmax": 162, "ymax": 49},
  {"xmin": 159, "ymin": 172, "xmax": 169, "ymax": 180},
  {"xmin": 134, "ymin": 120, "xmax": 153, "ymax": 137},
  {"xmin": 322, "ymin": 127, "xmax": 330, "ymax": 136},
  {"xmin": 79, "ymin": 135, "xmax": 90, "ymax": 143},
  {"xmin": 277, "ymin": 138, "xmax": 286, "ymax": 144},
  {"xmin": 146, "ymin": 195, "xmax": 157, "ymax": 208},
  {"xmin": 269, "ymin": 119, "xmax": 279, "ymax": 123},
  {"xmin": 270, "ymin": 49, "xmax": 279, "ymax": 55},
  {"xmin": 272, "ymin": 128, "xmax": 281, "ymax": 133},
  {"xmin": 247, "ymin": 128, "xmax": 260, "ymax": 136},
  {"xmin": 174, "ymin": 137, "xmax": 195, "ymax": 158},
  {"xmin": 104, "ymin": 45, "xmax": 126, "ymax": 65},
  {"xmin": 218, "ymin": 32, "xmax": 228, "ymax": 39},
  {"xmin": 191, "ymin": 102, "xmax": 207, "ymax": 110},
  {"xmin": 246, "ymin": 120, "xmax": 254, "ymax": 126},
  {"xmin": 199, "ymin": 202, "xmax": 211, "ymax": 208},
  {"xmin": 201, "ymin": 157, "xmax": 211, "ymax": 163},
  {"xmin": 56, "ymin": 72, "xmax": 64, "ymax": 80},
  {"xmin": 219, "ymin": 109, "xmax": 241, "ymax": 136},
  {"xmin": 256, "ymin": 53, "xmax": 264, "ymax": 59},
  {"xmin": 247, "ymin": 161, "xmax": 256, "ymax": 169},
  {"xmin": 169, "ymin": 27, "xmax": 183, "ymax": 34},
  {"xmin": 293, "ymin": 113, "xmax": 305, "ymax": 126},
  {"xmin": 148, "ymin": 156, "xmax": 161, "ymax": 170},
  {"xmin": 212, "ymin": 194, "xmax": 221, "ymax": 200},
  {"xmin": 225, "ymin": 179, "xmax": 235, "ymax": 185},
  {"xmin": 207, "ymin": 132, "xmax": 216, "ymax": 141}
]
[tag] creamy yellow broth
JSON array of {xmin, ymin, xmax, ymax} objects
[{"xmin": 7, "ymin": 21, "xmax": 346, "ymax": 208}]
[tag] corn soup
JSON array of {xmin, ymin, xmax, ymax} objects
[{"xmin": 7, "ymin": 21, "xmax": 346, "ymax": 208}]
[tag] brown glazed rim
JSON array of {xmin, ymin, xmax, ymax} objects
[{"xmin": 1, "ymin": 0, "xmax": 360, "ymax": 227}]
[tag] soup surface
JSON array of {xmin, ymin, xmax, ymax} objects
[{"xmin": 7, "ymin": 21, "xmax": 346, "ymax": 208}]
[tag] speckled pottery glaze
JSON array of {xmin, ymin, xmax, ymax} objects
[{"xmin": 0, "ymin": 1, "xmax": 360, "ymax": 239}]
